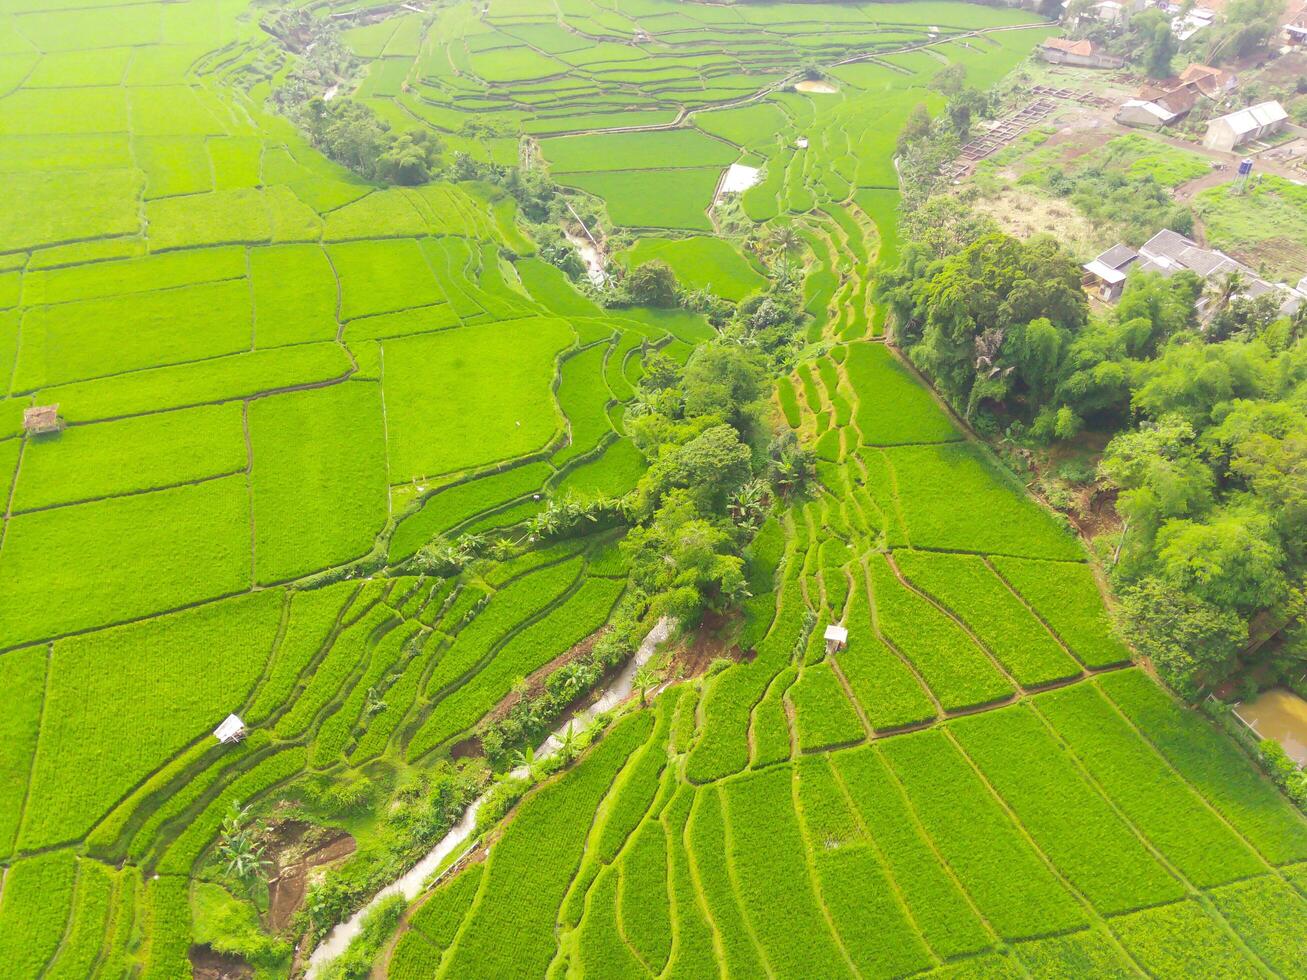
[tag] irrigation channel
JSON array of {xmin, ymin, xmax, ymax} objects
[{"xmin": 305, "ymin": 616, "xmax": 676, "ymax": 976}]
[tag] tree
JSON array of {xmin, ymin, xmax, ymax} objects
[
  {"xmin": 216, "ymin": 801, "xmax": 270, "ymax": 888},
  {"xmin": 897, "ymin": 103, "xmax": 932, "ymax": 154},
  {"xmin": 1099, "ymin": 415, "xmax": 1215, "ymax": 546},
  {"xmin": 512, "ymin": 745, "xmax": 544, "ymax": 778},
  {"xmin": 625, "ymin": 260, "xmax": 680, "ymax": 307},
  {"xmin": 557, "ymin": 722, "xmax": 581, "ymax": 763},
  {"xmin": 1116, "ymin": 577, "xmax": 1247, "ymax": 699},
  {"xmin": 632, "ymin": 664, "xmax": 659, "ymax": 705},
  {"xmin": 1155, "ymin": 509, "xmax": 1287, "ymax": 615},
  {"xmin": 929, "ymin": 63, "xmax": 967, "ymax": 98}
]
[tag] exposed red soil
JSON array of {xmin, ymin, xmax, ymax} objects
[
  {"xmin": 188, "ymin": 945, "xmax": 253, "ymax": 980},
  {"xmin": 665, "ymin": 609, "xmax": 749, "ymax": 681},
  {"xmin": 264, "ymin": 818, "xmax": 357, "ymax": 932}
]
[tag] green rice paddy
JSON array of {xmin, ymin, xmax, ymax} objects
[{"xmin": 0, "ymin": 1, "xmax": 1302, "ymax": 978}]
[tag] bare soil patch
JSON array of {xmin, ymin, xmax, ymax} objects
[
  {"xmin": 189, "ymin": 945, "xmax": 253, "ymax": 980},
  {"xmin": 665, "ymin": 609, "xmax": 747, "ymax": 681},
  {"xmin": 264, "ymin": 818, "xmax": 357, "ymax": 932},
  {"xmin": 969, "ymin": 187, "xmax": 1112, "ymax": 259}
]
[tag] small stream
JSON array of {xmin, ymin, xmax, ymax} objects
[
  {"xmin": 564, "ymin": 229, "xmax": 607, "ymax": 288},
  {"xmin": 304, "ymin": 617, "xmax": 674, "ymax": 976}
]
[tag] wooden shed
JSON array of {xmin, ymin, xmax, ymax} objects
[{"xmin": 23, "ymin": 404, "xmax": 63, "ymax": 435}]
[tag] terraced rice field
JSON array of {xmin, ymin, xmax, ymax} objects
[{"xmin": 0, "ymin": 0, "xmax": 1303, "ymax": 978}]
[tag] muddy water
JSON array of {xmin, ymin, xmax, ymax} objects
[
  {"xmin": 1235, "ymin": 687, "xmax": 1307, "ymax": 766},
  {"xmin": 795, "ymin": 79, "xmax": 838, "ymax": 94}
]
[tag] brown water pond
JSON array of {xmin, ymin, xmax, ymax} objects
[{"xmin": 1235, "ymin": 687, "xmax": 1307, "ymax": 766}]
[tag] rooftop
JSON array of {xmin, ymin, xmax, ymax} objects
[
  {"xmin": 1210, "ymin": 100, "xmax": 1288, "ymax": 136},
  {"xmin": 23, "ymin": 404, "xmax": 61, "ymax": 433}
]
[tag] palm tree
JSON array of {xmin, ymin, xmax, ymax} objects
[
  {"xmin": 768, "ymin": 225, "xmax": 801, "ymax": 254},
  {"xmin": 771, "ymin": 254, "xmax": 800, "ymax": 290},
  {"xmin": 512, "ymin": 745, "xmax": 543, "ymax": 779},
  {"xmin": 728, "ymin": 479, "xmax": 769, "ymax": 529},
  {"xmin": 632, "ymin": 664, "xmax": 660, "ymax": 705},
  {"xmin": 364, "ymin": 686, "xmax": 387, "ymax": 718},
  {"xmin": 557, "ymin": 722, "xmax": 581, "ymax": 763}
]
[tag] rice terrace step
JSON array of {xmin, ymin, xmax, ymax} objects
[{"xmin": 0, "ymin": 0, "xmax": 1303, "ymax": 979}]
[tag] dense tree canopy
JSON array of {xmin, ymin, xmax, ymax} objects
[{"xmin": 881, "ymin": 226, "xmax": 1307, "ymax": 698}]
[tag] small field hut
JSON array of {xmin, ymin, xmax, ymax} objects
[
  {"xmin": 214, "ymin": 714, "xmax": 247, "ymax": 744},
  {"xmin": 824, "ymin": 624, "xmax": 848, "ymax": 654},
  {"xmin": 23, "ymin": 404, "xmax": 63, "ymax": 435}
]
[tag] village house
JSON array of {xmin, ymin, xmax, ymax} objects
[
  {"xmin": 1083, "ymin": 229, "xmax": 1306, "ymax": 314},
  {"xmin": 1285, "ymin": 6, "xmax": 1307, "ymax": 45},
  {"xmin": 1203, "ymin": 101, "xmax": 1289, "ymax": 152},
  {"xmin": 1038, "ymin": 36, "xmax": 1126, "ymax": 68},
  {"xmin": 1114, "ymin": 64, "xmax": 1235, "ymax": 130}
]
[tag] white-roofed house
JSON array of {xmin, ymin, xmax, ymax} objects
[
  {"xmin": 214, "ymin": 714, "xmax": 247, "ymax": 744},
  {"xmin": 1115, "ymin": 98, "xmax": 1183, "ymax": 130},
  {"xmin": 824, "ymin": 623, "xmax": 848, "ymax": 653},
  {"xmin": 1082, "ymin": 243, "xmax": 1139, "ymax": 302},
  {"xmin": 1203, "ymin": 101, "xmax": 1289, "ymax": 152}
]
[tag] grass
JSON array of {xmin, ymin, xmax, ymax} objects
[
  {"xmin": 894, "ymin": 551, "xmax": 1081, "ymax": 687},
  {"xmin": 553, "ymin": 168, "xmax": 719, "ymax": 230},
  {"xmin": 9, "ymin": 7, "xmax": 1303, "ymax": 976},
  {"xmin": 844, "ymin": 343, "xmax": 959, "ymax": 445},
  {"xmin": 11, "ymin": 402, "xmax": 246, "ymax": 513},
  {"xmin": 879, "ymin": 730, "xmax": 1087, "ymax": 941},
  {"xmin": 556, "ymin": 437, "xmax": 647, "ymax": 499},
  {"xmin": 869, "ymin": 556, "xmax": 1013, "ymax": 711},
  {"xmin": 390, "ymin": 462, "xmax": 553, "ymax": 562},
  {"xmin": 1031, "ymin": 681, "xmax": 1267, "ymax": 888},
  {"xmin": 832, "ymin": 745, "xmax": 992, "ymax": 960},
  {"xmin": 382, "ymin": 316, "xmax": 573, "ymax": 481},
  {"xmin": 990, "ymin": 557, "xmax": 1132, "ymax": 669},
  {"xmin": 12, "ymin": 279, "xmax": 251, "ymax": 390},
  {"xmin": 882, "ymin": 444, "xmax": 1084, "ymax": 560},
  {"xmin": 440, "ymin": 712, "xmax": 653, "ymax": 977},
  {"xmin": 249, "ymin": 381, "xmax": 390, "ymax": 584},
  {"xmin": 0, "ymin": 850, "xmax": 78, "ymax": 978},
  {"xmin": 616, "ymin": 236, "xmax": 766, "ymax": 302},
  {"xmin": 720, "ymin": 766, "xmax": 852, "ymax": 977},
  {"xmin": 541, "ymin": 129, "xmax": 738, "ymax": 173},
  {"xmin": 1195, "ymin": 175, "xmax": 1307, "ymax": 281},
  {"xmin": 949, "ymin": 704, "xmax": 1186, "ymax": 915},
  {"xmin": 0, "ymin": 476, "xmax": 252, "ymax": 649},
  {"xmin": 1097, "ymin": 669, "xmax": 1307, "ymax": 866},
  {"xmin": 0, "ymin": 645, "xmax": 45, "ymax": 855},
  {"xmin": 1109, "ymin": 900, "xmax": 1255, "ymax": 975},
  {"xmin": 250, "ymin": 245, "xmax": 340, "ymax": 348},
  {"xmin": 18, "ymin": 591, "xmax": 280, "ymax": 849},
  {"xmin": 44, "ymin": 342, "xmax": 352, "ymax": 422},
  {"xmin": 790, "ymin": 663, "xmax": 864, "ymax": 751}
]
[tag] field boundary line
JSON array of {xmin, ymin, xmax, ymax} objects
[
  {"xmin": 1091, "ymin": 677, "xmax": 1307, "ymax": 868},
  {"xmin": 8, "ymin": 466, "xmax": 249, "ymax": 518},
  {"xmin": 862, "ymin": 557, "xmax": 944, "ymax": 721},
  {"xmin": 787, "ymin": 763, "xmax": 864, "ymax": 979},
  {"xmin": 826, "ymin": 761, "xmax": 942, "ymax": 969},
  {"xmin": 1019, "ymin": 700, "xmax": 1275, "ymax": 914},
  {"xmin": 674, "ymin": 786, "xmax": 731, "ymax": 975},
  {"xmin": 883, "ymin": 550, "xmax": 1023, "ymax": 699},
  {"xmin": 869, "ymin": 740, "xmax": 1002, "ymax": 951},
  {"xmin": 935, "ymin": 726, "xmax": 1114, "ymax": 942},
  {"xmin": 712, "ymin": 784, "xmax": 780, "ymax": 978},
  {"xmin": 979, "ymin": 556, "xmax": 1096, "ymax": 670},
  {"xmin": 38, "ymin": 852, "xmax": 81, "ymax": 978},
  {"xmin": 12, "ymin": 644, "xmax": 51, "ymax": 853}
]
